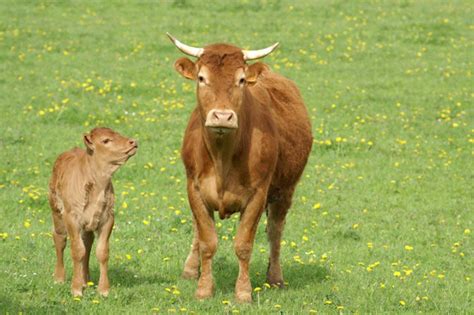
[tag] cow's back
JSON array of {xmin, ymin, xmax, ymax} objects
[{"xmin": 250, "ymin": 71, "xmax": 313, "ymax": 192}]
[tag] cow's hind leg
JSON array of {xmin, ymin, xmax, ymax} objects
[
  {"xmin": 266, "ymin": 188, "xmax": 294, "ymax": 287},
  {"xmin": 182, "ymin": 218, "xmax": 200, "ymax": 280}
]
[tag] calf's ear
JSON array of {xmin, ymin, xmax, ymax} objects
[
  {"xmin": 83, "ymin": 133, "xmax": 94, "ymax": 153},
  {"xmin": 245, "ymin": 62, "xmax": 270, "ymax": 85},
  {"xmin": 174, "ymin": 57, "xmax": 196, "ymax": 80}
]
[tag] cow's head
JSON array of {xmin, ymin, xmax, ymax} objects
[{"xmin": 168, "ymin": 33, "xmax": 278, "ymax": 136}]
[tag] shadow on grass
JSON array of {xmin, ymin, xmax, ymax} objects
[
  {"xmin": 0, "ymin": 294, "xmax": 66, "ymax": 314},
  {"xmin": 107, "ymin": 266, "xmax": 172, "ymax": 288},
  {"xmin": 213, "ymin": 255, "xmax": 329, "ymax": 294}
]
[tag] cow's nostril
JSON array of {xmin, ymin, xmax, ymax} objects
[{"xmin": 227, "ymin": 113, "xmax": 233, "ymax": 121}]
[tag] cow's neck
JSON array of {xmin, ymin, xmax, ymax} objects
[
  {"xmin": 202, "ymin": 105, "xmax": 249, "ymax": 197},
  {"xmin": 203, "ymin": 128, "xmax": 240, "ymax": 196}
]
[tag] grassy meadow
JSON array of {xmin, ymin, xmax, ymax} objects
[{"xmin": 0, "ymin": 0, "xmax": 472, "ymax": 313}]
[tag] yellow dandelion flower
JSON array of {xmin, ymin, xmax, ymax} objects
[
  {"xmin": 399, "ymin": 300, "xmax": 406, "ymax": 306},
  {"xmin": 404, "ymin": 245, "xmax": 414, "ymax": 251}
]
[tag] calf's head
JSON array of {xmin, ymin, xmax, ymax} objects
[
  {"xmin": 83, "ymin": 128, "xmax": 138, "ymax": 165},
  {"xmin": 168, "ymin": 34, "xmax": 278, "ymax": 136}
]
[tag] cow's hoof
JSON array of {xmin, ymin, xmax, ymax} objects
[
  {"xmin": 267, "ymin": 278, "xmax": 285, "ymax": 288},
  {"xmin": 235, "ymin": 291, "xmax": 252, "ymax": 303},
  {"xmin": 195, "ymin": 287, "xmax": 213, "ymax": 300},
  {"xmin": 182, "ymin": 269, "xmax": 199, "ymax": 280}
]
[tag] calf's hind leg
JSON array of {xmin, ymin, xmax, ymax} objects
[
  {"xmin": 52, "ymin": 211, "xmax": 67, "ymax": 283},
  {"xmin": 266, "ymin": 189, "xmax": 294, "ymax": 287},
  {"xmin": 82, "ymin": 231, "xmax": 94, "ymax": 284}
]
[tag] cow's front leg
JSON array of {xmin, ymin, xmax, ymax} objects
[
  {"xmin": 234, "ymin": 190, "xmax": 267, "ymax": 303},
  {"xmin": 182, "ymin": 217, "xmax": 200, "ymax": 280},
  {"xmin": 187, "ymin": 180, "xmax": 217, "ymax": 299}
]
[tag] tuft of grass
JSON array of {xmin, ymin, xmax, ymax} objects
[{"xmin": 0, "ymin": 1, "xmax": 472, "ymax": 313}]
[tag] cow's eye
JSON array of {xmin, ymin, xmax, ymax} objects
[
  {"xmin": 239, "ymin": 78, "xmax": 246, "ymax": 85},
  {"xmin": 102, "ymin": 138, "xmax": 111, "ymax": 144},
  {"xmin": 198, "ymin": 75, "xmax": 205, "ymax": 83}
]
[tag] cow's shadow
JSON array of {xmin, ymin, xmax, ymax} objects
[{"xmin": 213, "ymin": 255, "xmax": 329, "ymax": 294}]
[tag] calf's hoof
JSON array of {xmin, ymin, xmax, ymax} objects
[
  {"xmin": 235, "ymin": 291, "xmax": 252, "ymax": 303},
  {"xmin": 71, "ymin": 287, "xmax": 83, "ymax": 297},
  {"xmin": 54, "ymin": 276, "xmax": 65, "ymax": 284},
  {"xmin": 182, "ymin": 269, "xmax": 199, "ymax": 280},
  {"xmin": 98, "ymin": 288, "xmax": 110, "ymax": 297}
]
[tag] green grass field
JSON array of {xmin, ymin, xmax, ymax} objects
[{"xmin": 0, "ymin": 1, "xmax": 472, "ymax": 313}]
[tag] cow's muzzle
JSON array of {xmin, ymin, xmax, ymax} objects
[{"xmin": 205, "ymin": 109, "xmax": 238, "ymax": 132}]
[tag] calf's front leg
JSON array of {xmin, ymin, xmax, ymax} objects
[
  {"xmin": 64, "ymin": 214, "xmax": 86, "ymax": 297},
  {"xmin": 96, "ymin": 216, "xmax": 114, "ymax": 297},
  {"xmin": 234, "ymin": 190, "xmax": 267, "ymax": 303}
]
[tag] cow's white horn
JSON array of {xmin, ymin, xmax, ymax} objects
[
  {"xmin": 242, "ymin": 42, "xmax": 279, "ymax": 60},
  {"xmin": 167, "ymin": 32, "xmax": 204, "ymax": 58}
]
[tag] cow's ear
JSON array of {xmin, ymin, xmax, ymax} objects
[
  {"xmin": 83, "ymin": 133, "xmax": 94, "ymax": 153},
  {"xmin": 174, "ymin": 57, "xmax": 196, "ymax": 80},
  {"xmin": 245, "ymin": 62, "xmax": 270, "ymax": 85}
]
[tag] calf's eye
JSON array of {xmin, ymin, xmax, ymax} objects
[
  {"xmin": 239, "ymin": 78, "xmax": 246, "ymax": 85},
  {"xmin": 198, "ymin": 76, "xmax": 205, "ymax": 83},
  {"xmin": 102, "ymin": 139, "xmax": 111, "ymax": 144}
]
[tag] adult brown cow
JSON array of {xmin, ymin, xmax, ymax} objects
[{"xmin": 168, "ymin": 33, "xmax": 313, "ymax": 303}]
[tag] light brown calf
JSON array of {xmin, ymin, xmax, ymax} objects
[{"xmin": 48, "ymin": 127, "xmax": 137, "ymax": 297}]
